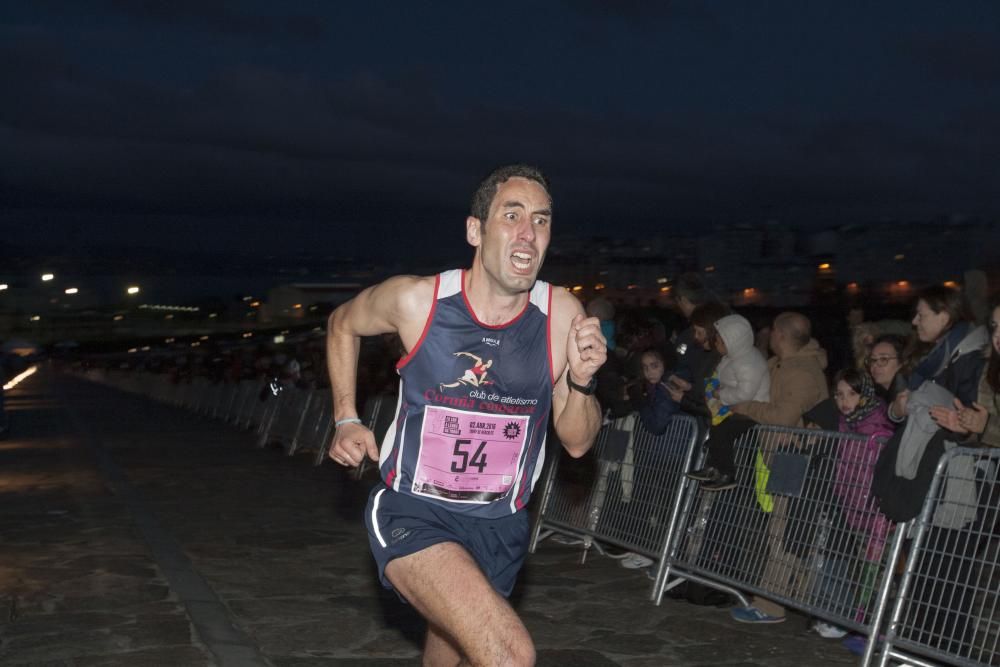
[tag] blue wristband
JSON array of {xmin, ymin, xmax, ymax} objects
[{"xmin": 335, "ymin": 417, "xmax": 363, "ymax": 428}]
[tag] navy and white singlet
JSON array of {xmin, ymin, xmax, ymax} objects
[{"xmin": 377, "ymin": 269, "xmax": 555, "ymax": 519}]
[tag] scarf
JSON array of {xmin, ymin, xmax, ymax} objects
[
  {"xmin": 908, "ymin": 321, "xmax": 972, "ymax": 391},
  {"xmin": 845, "ymin": 372, "xmax": 881, "ymax": 427}
]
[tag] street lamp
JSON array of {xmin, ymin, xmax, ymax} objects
[
  {"xmin": 126, "ymin": 285, "xmax": 140, "ymax": 295},
  {"xmin": 65, "ymin": 287, "xmax": 79, "ymax": 295},
  {"xmin": 41, "ymin": 273, "xmax": 55, "ymax": 282}
]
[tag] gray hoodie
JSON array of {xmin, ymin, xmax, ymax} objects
[{"xmin": 715, "ymin": 314, "xmax": 771, "ymax": 405}]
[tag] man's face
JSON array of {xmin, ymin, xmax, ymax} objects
[
  {"xmin": 468, "ymin": 177, "xmax": 552, "ymax": 295},
  {"xmin": 769, "ymin": 323, "xmax": 782, "ymax": 355}
]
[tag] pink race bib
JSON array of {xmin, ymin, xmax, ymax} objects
[{"xmin": 412, "ymin": 405, "xmax": 530, "ymax": 503}]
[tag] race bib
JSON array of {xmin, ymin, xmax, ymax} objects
[{"xmin": 412, "ymin": 405, "xmax": 530, "ymax": 503}]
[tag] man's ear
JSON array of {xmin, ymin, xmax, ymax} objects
[{"xmin": 466, "ymin": 216, "xmax": 482, "ymax": 247}]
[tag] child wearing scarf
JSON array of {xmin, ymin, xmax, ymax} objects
[{"xmin": 812, "ymin": 367, "xmax": 895, "ymax": 642}]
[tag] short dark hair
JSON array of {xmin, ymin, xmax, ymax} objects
[
  {"xmin": 470, "ymin": 164, "xmax": 551, "ymax": 222},
  {"xmin": 674, "ymin": 272, "xmax": 707, "ymax": 306},
  {"xmin": 690, "ymin": 301, "xmax": 729, "ymax": 332}
]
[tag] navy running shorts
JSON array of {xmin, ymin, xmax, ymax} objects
[{"xmin": 364, "ymin": 485, "xmax": 530, "ymax": 599}]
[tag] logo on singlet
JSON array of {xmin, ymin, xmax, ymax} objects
[{"xmin": 439, "ymin": 351, "xmax": 495, "ymax": 392}]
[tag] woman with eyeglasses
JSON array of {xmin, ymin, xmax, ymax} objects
[{"xmin": 866, "ymin": 334, "xmax": 907, "ymax": 404}]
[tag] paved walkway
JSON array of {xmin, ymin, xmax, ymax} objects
[{"xmin": 0, "ymin": 369, "xmax": 861, "ymax": 665}]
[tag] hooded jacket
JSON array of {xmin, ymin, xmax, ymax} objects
[
  {"xmin": 714, "ymin": 314, "xmax": 771, "ymax": 405},
  {"xmin": 740, "ymin": 338, "xmax": 829, "ymax": 427}
]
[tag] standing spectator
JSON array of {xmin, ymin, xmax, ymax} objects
[
  {"xmin": 668, "ymin": 301, "xmax": 730, "ymax": 424},
  {"xmin": 727, "ymin": 312, "xmax": 830, "ymax": 624},
  {"xmin": 668, "ymin": 273, "xmax": 725, "ymax": 420}
]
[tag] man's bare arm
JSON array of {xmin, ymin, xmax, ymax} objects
[
  {"xmin": 550, "ymin": 290, "xmax": 606, "ymax": 458},
  {"xmin": 326, "ymin": 275, "xmax": 430, "ymax": 466}
]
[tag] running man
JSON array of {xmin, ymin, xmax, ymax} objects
[{"xmin": 327, "ymin": 164, "xmax": 606, "ymax": 666}]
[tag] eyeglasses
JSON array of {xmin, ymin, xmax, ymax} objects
[{"xmin": 866, "ymin": 355, "xmax": 899, "ymax": 367}]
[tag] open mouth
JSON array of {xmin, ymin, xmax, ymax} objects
[{"xmin": 510, "ymin": 251, "xmax": 533, "ymax": 273}]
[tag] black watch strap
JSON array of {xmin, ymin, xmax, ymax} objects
[{"xmin": 566, "ymin": 372, "xmax": 597, "ymax": 395}]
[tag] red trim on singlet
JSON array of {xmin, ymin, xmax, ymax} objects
[
  {"xmin": 396, "ymin": 274, "xmax": 440, "ymax": 370},
  {"xmin": 385, "ymin": 469, "xmax": 396, "ymax": 487},
  {"xmin": 459, "ymin": 269, "xmax": 531, "ymax": 330},
  {"xmin": 546, "ymin": 284, "xmax": 556, "ymax": 386}
]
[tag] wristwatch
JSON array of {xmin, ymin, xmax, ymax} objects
[{"xmin": 566, "ymin": 372, "xmax": 597, "ymax": 395}]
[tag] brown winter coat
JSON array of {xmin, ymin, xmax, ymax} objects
[{"xmin": 739, "ymin": 339, "xmax": 829, "ymax": 427}]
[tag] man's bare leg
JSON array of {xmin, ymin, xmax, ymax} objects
[
  {"xmin": 423, "ymin": 623, "xmax": 462, "ymax": 667},
  {"xmin": 385, "ymin": 542, "xmax": 534, "ymax": 667}
]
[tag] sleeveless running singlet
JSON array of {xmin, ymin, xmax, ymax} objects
[{"xmin": 378, "ymin": 269, "xmax": 555, "ymax": 518}]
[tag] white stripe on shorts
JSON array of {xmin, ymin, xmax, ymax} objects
[{"xmin": 371, "ymin": 488, "xmax": 388, "ymax": 548}]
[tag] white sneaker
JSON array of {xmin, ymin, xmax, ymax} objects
[
  {"xmin": 619, "ymin": 553, "xmax": 654, "ymax": 569},
  {"xmin": 812, "ymin": 620, "xmax": 848, "ymax": 639}
]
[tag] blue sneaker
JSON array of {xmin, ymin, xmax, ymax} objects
[{"xmin": 730, "ymin": 606, "xmax": 786, "ymax": 624}]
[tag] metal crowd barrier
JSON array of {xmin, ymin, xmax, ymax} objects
[
  {"xmin": 528, "ymin": 413, "xmax": 700, "ymax": 598},
  {"xmin": 657, "ymin": 424, "xmax": 905, "ymax": 658},
  {"xmin": 257, "ymin": 387, "xmax": 313, "ymax": 453},
  {"xmin": 869, "ymin": 446, "xmax": 1000, "ymax": 667}
]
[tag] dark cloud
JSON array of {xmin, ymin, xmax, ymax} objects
[
  {"xmin": 102, "ymin": 0, "xmax": 327, "ymax": 42},
  {"xmin": 900, "ymin": 30, "xmax": 1000, "ymax": 83}
]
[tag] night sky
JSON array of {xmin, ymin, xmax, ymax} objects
[{"xmin": 3, "ymin": 1, "xmax": 999, "ymax": 262}]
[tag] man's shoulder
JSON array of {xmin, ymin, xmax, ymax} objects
[
  {"xmin": 549, "ymin": 284, "xmax": 584, "ymax": 320},
  {"xmin": 377, "ymin": 273, "xmax": 438, "ymax": 321}
]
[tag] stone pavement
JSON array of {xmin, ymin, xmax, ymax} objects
[{"xmin": 0, "ymin": 369, "xmax": 863, "ymax": 665}]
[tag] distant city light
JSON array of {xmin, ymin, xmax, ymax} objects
[
  {"xmin": 242, "ymin": 332, "xmax": 253, "ymax": 338},
  {"xmin": 571, "ymin": 285, "xmax": 584, "ymax": 292},
  {"xmin": 64, "ymin": 287, "xmax": 79, "ymax": 295},
  {"xmin": 594, "ymin": 283, "xmax": 605, "ymax": 291},
  {"xmin": 743, "ymin": 288, "xmax": 758, "ymax": 296},
  {"xmin": 113, "ymin": 314, "xmax": 124, "ymax": 321},
  {"xmin": 846, "ymin": 282, "xmax": 859, "ymax": 293},
  {"xmin": 243, "ymin": 296, "xmax": 253, "ymax": 301},
  {"xmin": 4, "ymin": 365, "xmax": 38, "ymax": 390},
  {"xmin": 190, "ymin": 341, "xmax": 200, "ymax": 347},
  {"xmin": 656, "ymin": 277, "xmax": 669, "ymax": 285},
  {"xmin": 943, "ymin": 280, "xmax": 959, "ymax": 288},
  {"xmin": 165, "ymin": 337, "xmax": 175, "ymax": 343},
  {"xmin": 627, "ymin": 284, "xmax": 638, "ymax": 290},
  {"xmin": 128, "ymin": 348, "xmax": 138, "ymax": 354},
  {"xmin": 818, "ymin": 263, "xmax": 831, "ymax": 270},
  {"xmin": 141, "ymin": 346, "xmax": 150, "ymax": 351},
  {"xmin": 41, "ymin": 273, "xmax": 54, "ymax": 281},
  {"xmin": 209, "ymin": 313, "xmax": 218, "ymax": 318},
  {"xmin": 273, "ymin": 335, "xmax": 286, "ymax": 344},
  {"xmin": 896, "ymin": 280, "xmax": 910, "ymax": 287},
  {"xmin": 29, "ymin": 315, "xmax": 41, "ymax": 321},
  {"xmin": 704, "ymin": 266, "xmax": 715, "ymax": 273},
  {"xmin": 293, "ymin": 303, "xmax": 303, "ymax": 309},
  {"xmin": 250, "ymin": 301, "xmax": 261, "ymax": 307},
  {"xmin": 164, "ymin": 314, "xmax": 174, "ymax": 320},
  {"xmin": 894, "ymin": 254, "xmax": 905, "ymax": 261},
  {"xmin": 199, "ymin": 335, "xmax": 209, "ymax": 340},
  {"xmin": 0, "ymin": 284, "xmax": 8, "ymax": 291},
  {"xmin": 660, "ymin": 286, "xmax": 670, "ymax": 293},
  {"xmin": 126, "ymin": 286, "xmax": 140, "ymax": 295},
  {"xmin": 138, "ymin": 304, "xmax": 200, "ymax": 312}
]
